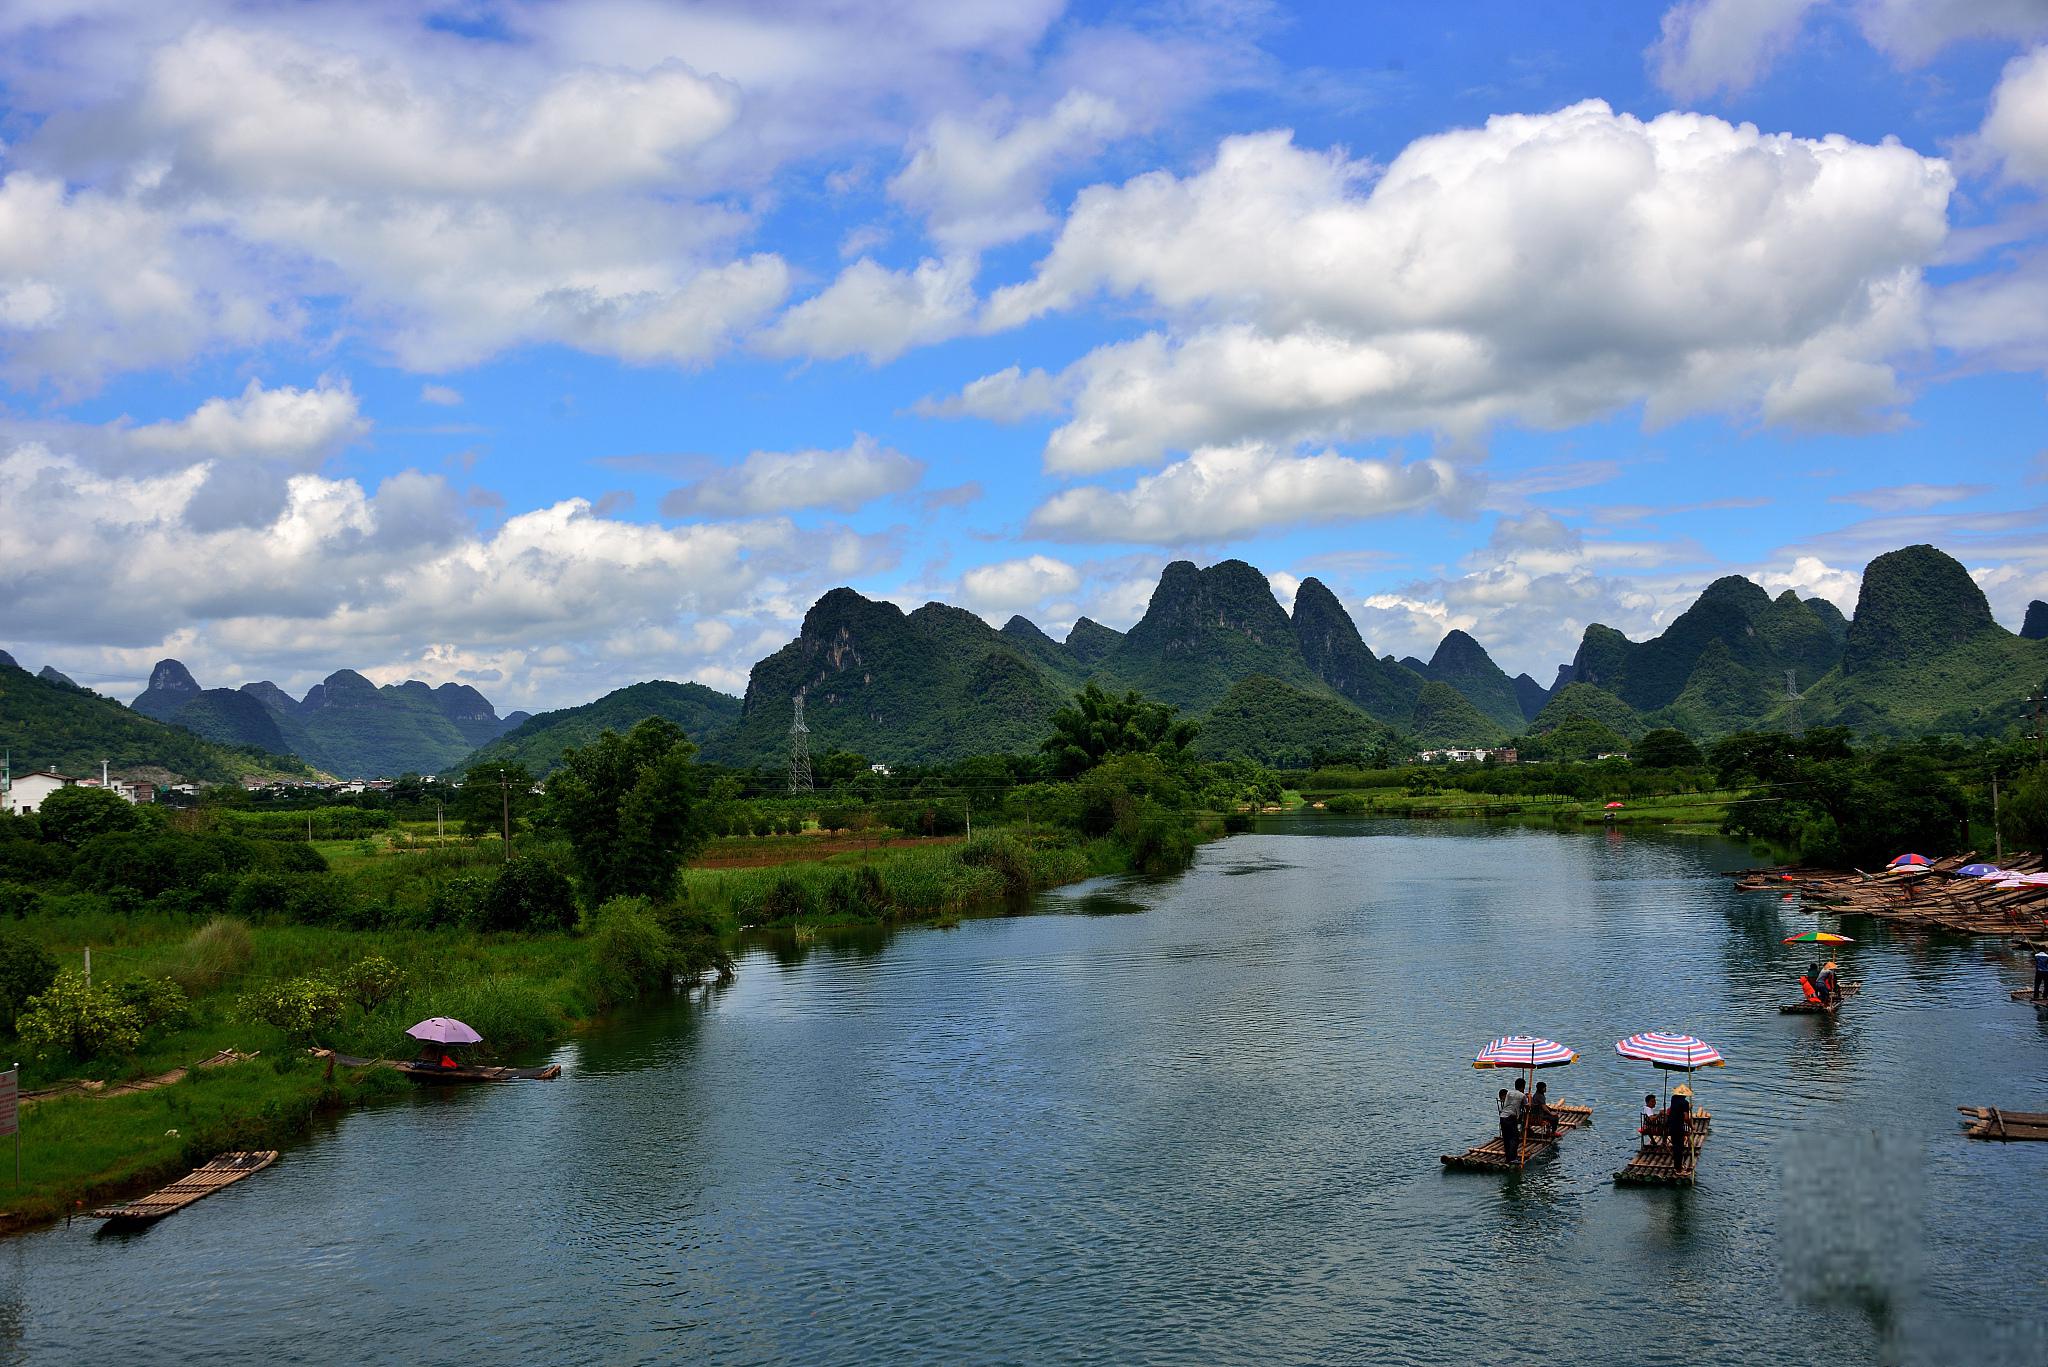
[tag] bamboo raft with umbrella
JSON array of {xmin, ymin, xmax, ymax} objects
[
  {"xmin": 90, "ymin": 1151, "xmax": 278, "ymax": 1225},
  {"xmin": 1778, "ymin": 931, "xmax": 1854, "ymax": 1013},
  {"xmin": 387, "ymin": 1016, "xmax": 560, "ymax": 1083},
  {"xmin": 1957, "ymin": 1106, "xmax": 2048, "ymax": 1141},
  {"xmin": 1442, "ymin": 1036, "xmax": 1590, "ymax": 1173},
  {"xmin": 1732, "ymin": 850, "xmax": 2048, "ymax": 942},
  {"xmin": 1612, "ymin": 1032, "xmax": 1722, "ymax": 1187}
]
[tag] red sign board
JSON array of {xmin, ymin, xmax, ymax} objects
[{"xmin": 0, "ymin": 1068, "xmax": 16, "ymax": 1138}]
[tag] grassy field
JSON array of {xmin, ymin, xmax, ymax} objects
[{"xmin": 1301, "ymin": 788, "xmax": 1736, "ymax": 828}]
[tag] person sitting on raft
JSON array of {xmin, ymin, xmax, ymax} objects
[
  {"xmin": 1799, "ymin": 962, "xmax": 1824, "ymax": 1006},
  {"xmin": 1641, "ymin": 1093, "xmax": 1663, "ymax": 1149},
  {"xmin": 1526, "ymin": 1080, "xmax": 1557, "ymax": 1142},
  {"xmin": 1667, "ymin": 1084, "xmax": 1695, "ymax": 1157}
]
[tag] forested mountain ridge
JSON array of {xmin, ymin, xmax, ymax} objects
[
  {"xmin": 124, "ymin": 660, "xmax": 525, "ymax": 777},
  {"xmin": 0, "ymin": 657, "xmax": 308, "ymax": 782},
  {"xmin": 463, "ymin": 681, "xmax": 744, "ymax": 775}
]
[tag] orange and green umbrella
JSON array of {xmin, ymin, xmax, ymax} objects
[{"xmin": 1782, "ymin": 930, "xmax": 1854, "ymax": 945}]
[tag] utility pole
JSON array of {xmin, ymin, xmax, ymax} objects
[
  {"xmin": 436, "ymin": 800, "xmax": 444, "ymax": 841},
  {"xmin": 966, "ymin": 796, "xmax": 972, "ymax": 840},
  {"xmin": 788, "ymin": 693, "xmax": 813, "ymax": 795},
  {"xmin": 2029, "ymin": 690, "xmax": 2047, "ymax": 766},
  {"xmin": 500, "ymin": 773, "xmax": 512, "ymax": 861},
  {"xmin": 1992, "ymin": 775, "xmax": 2003, "ymax": 863}
]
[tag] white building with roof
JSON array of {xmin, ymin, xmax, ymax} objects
[{"xmin": 2, "ymin": 769, "xmax": 78, "ymax": 815}]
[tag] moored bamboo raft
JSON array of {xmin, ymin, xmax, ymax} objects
[
  {"xmin": 1779, "ymin": 998, "xmax": 1839, "ymax": 1015},
  {"xmin": 1441, "ymin": 1103, "xmax": 1592, "ymax": 1172},
  {"xmin": 1614, "ymin": 1113, "xmax": 1711, "ymax": 1186},
  {"xmin": 1957, "ymin": 1106, "xmax": 2048, "ymax": 1141},
  {"xmin": 91, "ymin": 1151, "xmax": 278, "ymax": 1224},
  {"xmin": 1733, "ymin": 850, "xmax": 2048, "ymax": 941},
  {"xmin": 394, "ymin": 1059, "xmax": 562, "ymax": 1084}
]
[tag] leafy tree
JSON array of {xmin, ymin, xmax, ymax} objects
[
  {"xmin": 35, "ymin": 785, "xmax": 142, "ymax": 846},
  {"xmin": 237, "ymin": 975, "xmax": 347, "ymax": 1045},
  {"xmin": 1041, "ymin": 684, "xmax": 1198, "ymax": 777},
  {"xmin": 337, "ymin": 955, "xmax": 407, "ymax": 1012},
  {"xmin": 17, "ymin": 972, "xmax": 145, "ymax": 1061},
  {"xmin": 0, "ymin": 931, "xmax": 57, "ymax": 1031},
  {"xmin": 546, "ymin": 718, "xmax": 709, "ymax": 903},
  {"xmin": 1997, "ymin": 766, "xmax": 2048, "ymax": 852},
  {"xmin": 1635, "ymin": 729, "xmax": 1703, "ymax": 768}
]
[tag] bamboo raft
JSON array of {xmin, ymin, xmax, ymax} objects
[
  {"xmin": 314, "ymin": 1050, "xmax": 561, "ymax": 1083},
  {"xmin": 2010, "ymin": 990, "xmax": 2047, "ymax": 1004},
  {"xmin": 1731, "ymin": 851, "xmax": 2048, "ymax": 942},
  {"xmin": 394, "ymin": 1060, "xmax": 562, "ymax": 1084},
  {"xmin": 91, "ymin": 1151, "xmax": 277, "ymax": 1224},
  {"xmin": 1957, "ymin": 1106, "xmax": 2048, "ymax": 1142},
  {"xmin": 1442, "ymin": 1103, "xmax": 1593, "ymax": 1172},
  {"xmin": 1779, "ymin": 998, "xmax": 1840, "ymax": 1015},
  {"xmin": 1614, "ymin": 1113, "xmax": 1712, "ymax": 1186}
]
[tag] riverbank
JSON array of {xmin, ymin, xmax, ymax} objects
[{"xmin": 0, "ymin": 817, "xmax": 1220, "ymax": 1233}]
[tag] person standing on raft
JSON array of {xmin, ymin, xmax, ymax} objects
[
  {"xmin": 2034, "ymin": 947, "xmax": 2048, "ymax": 1002},
  {"xmin": 1667, "ymin": 1084, "xmax": 1694, "ymax": 1156}
]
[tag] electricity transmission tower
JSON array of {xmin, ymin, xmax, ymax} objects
[{"xmin": 788, "ymin": 692, "xmax": 814, "ymax": 794}]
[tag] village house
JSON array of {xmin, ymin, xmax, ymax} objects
[{"xmin": 2, "ymin": 769, "xmax": 78, "ymax": 814}]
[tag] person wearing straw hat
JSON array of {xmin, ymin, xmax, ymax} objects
[
  {"xmin": 1667, "ymin": 1083, "xmax": 1694, "ymax": 1155},
  {"xmin": 1819, "ymin": 961, "xmax": 1839, "ymax": 1006},
  {"xmin": 2032, "ymin": 947, "xmax": 2048, "ymax": 1002}
]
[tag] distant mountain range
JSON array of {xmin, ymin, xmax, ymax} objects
[
  {"xmin": 0, "ymin": 655, "xmax": 308, "ymax": 783},
  {"xmin": 10, "ymin": 541, "xmax": 2042, "ymax": 780},
  {"xmin": 128, "ymin": 661, "xmax": 529, "ymax": 778}
]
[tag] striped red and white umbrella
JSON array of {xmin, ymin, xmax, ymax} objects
[
  {"xmin": 1615, "ymin": 1031, "xmax": 1725, "ymax": 1071},
  {"xmin": 1473, "ymin": 1035, "xmax": 1577, "ymax": 1069}
]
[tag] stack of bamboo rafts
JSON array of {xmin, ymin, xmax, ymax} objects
[{"xmin": 1728, "ymin": 851, "xmax": 2048, "ymax": 944}]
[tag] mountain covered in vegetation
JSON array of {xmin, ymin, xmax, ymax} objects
[
  {"xmin": 0, "ymin": 657, "xmax": 307, "ymax": 782},
  {"xmin": 463, "ymin": 681, "xmax": 744, "ymax": 775},
  {"xmin": 127, "ymin": 661, "xmax": 526, "ymax": 777}
]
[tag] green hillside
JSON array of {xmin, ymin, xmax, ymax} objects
[
  {"xmin": 462, "ymin": 680, "xmax": 744, "ymax": 774},
  {"xmin": 1410, "ymin": 680, "xmax": 1509, "ymax": 748},
  {"xmin": 1065, "ymin": 617, "xmax": 1124, "ymax": 667},
  {"xmin": 999, "ymin": 616, "xmax": 1089, "ymax": 682},
  {"xmin": 1787, "ymin": 545, "xmax": 2048, "ymax": 736},
  {"xmin": 173, "ymin": 688, "xmax": 293, "ymax": 754},
  {"xmin": 285, "ymin": 670, "xmax": 482, "ymax": 777},
  {"xmin": 1532, "ymin": 682, "xmax": 1644, "ymax": 740},
  {"xmin": 1290, "ymin": 576, "xmax": 1422, "ymax": 724},
  {"xmin": 728, "ymin": 590, "xmax": 1073, "ymax": 764},
  {"xmin": 0, "ymin": 661, "xmax": 307, "ymax": 782},
  {"xmin": 1426, "ymin": 630, "xmax": 1525, "ymax": 731},
  {"xmin": 1097, "ymin": 559, "xmax": 1326, "ymax": 711},
  {"xmin": 1192, "ymin": 675, "xmax": 1395, "ymax": 767}
]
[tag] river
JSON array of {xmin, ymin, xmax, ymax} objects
[{"xmin": 5, "ymin": 819, "xmax": 2046, "ymax": 1365}]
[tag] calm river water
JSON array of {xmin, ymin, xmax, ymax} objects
[{"xmin": 6, "ymin": 819, "xmax": 2047, "ymax": 1365}]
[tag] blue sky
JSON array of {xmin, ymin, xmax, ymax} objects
[{"xmin": 1, "ymin": 0, "xmax": 2044, "ymax": 710}]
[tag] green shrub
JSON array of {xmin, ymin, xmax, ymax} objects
[
  {"xmin": 476, "ymin": 859, "xmax": 577, "ymax": 932},
  {"xmin": 823, "ymin": 866, "xmax": 886, "ymax": 918},
  {"xmin": 17, "ymin": 972, "xmax": 144, "ymax": 1061},
  {"xmin": 958, "ymin": 834, "xmax": 1034, "ymax": 898},
  {"xmin": 237, "ymin": 975, "xmax": 347, "ymax": 1045},
  {"xmin": 171, "ymin": 917, "xmax": 255, "ymax": 994},
  {"xmin": 337, "ymin": 955, "xmax": 407, "ymax": 1013},
  {"xmin": 584, "ymin": 898, "xmax": 675, "ymax": 1009},
  {"xmin": 758, "ymin": 873, "xmax": 817, "ymax": 924},
  {"xmin": 423, "ymin": 874, "xmax": 490, "ymax": 929},
  {"xmin": 0, "ymin": 931, "xmax": 58, "ymax": 1030},
  {"xmin": 34, "ymin": 786, "xmax": 142, "ymax": 846},
  {"xmin": 0, "ymin": 880, "xmax": 45, "ymax": 919},
  {"xmin": 229, "ymin": 871, "xmax": 292, "ymax": 921},
  {"xmin": 114, "ymin": 975, "xmax": 191, "ymax": 1032},
  {"xmin": 1324, "ymin": 793, "xmax": 1366, "ymax": 814}
]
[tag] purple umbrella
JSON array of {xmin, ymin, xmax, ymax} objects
[{"xmin": 406, "ymin": 1017, "xmax": 483, "ymax": 1045}]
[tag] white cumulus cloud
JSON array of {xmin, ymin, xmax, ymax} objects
[
  {"xmin": 983, "ymin": 105, "xmax": 1950, "ymax": 472},
  {"xmin": 1028, "ymin": 443, "xmax": 1462, "ymax": 544},
  {"xmin": 958, "ymin": 554, "xmax": 1084, "ymax": 619},
  {"xmin": 890, "ymin": 92, "xmax": 1128, "ymax": 251},
  {"xmin": 664, "ymin": 434, "xmax": 924, "ymax": 516}
]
